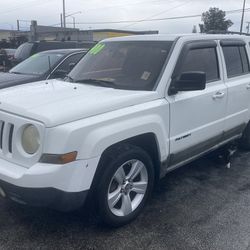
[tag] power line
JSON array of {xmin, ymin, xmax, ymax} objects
[
  {"xmin": 49, "ymin": 0, "xmax": 180, "ymax": 27},
  {"xmin": 121, "ymin": 0, "xmax": 194, "ymax": 29},
  {"xmin": 64, "ymin": 8, "xmax": 250, "ymax": 26}
]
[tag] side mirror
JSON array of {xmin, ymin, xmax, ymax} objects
[
  {"xmin": 169, "ymin": 71, "xmax": 206, "ymax": 95},
  {"xmin": 69, "ymin": 62, "xmax": 76, "ymax": 71}
]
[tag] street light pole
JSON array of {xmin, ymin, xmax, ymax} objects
[
  {"xmin": 63, "ymin": 0, "xmax": 66, "ymax": 28},
  {"xmin": 240, "ymin": 0, "xmax": 247, "ymax": 34}
]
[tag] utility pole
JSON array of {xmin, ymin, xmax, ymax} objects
[
  {"xmin": 30, "ymin": 20, "xmax": 38, "ymax": 42},
  {"xmin": 60, "ymin": 14, "xmax": 63, "ymax": 28},
  {"xmin": 240, "ymin": 0, "xmax": 247, "ymax": 34},
  {"xmin": 63, "ymin": 0, "xmax": 66, "ymax": 28},
  {"xmin": 72, "ymin": 17, "xmax": 76, "ymax": 29},
  {"xmin": 17, "ymin": 20, "xmax": 20, "ymax": 31},
  {"xmin": 192, "ymin": 25, "xmax": 197, "ymax": 33}
]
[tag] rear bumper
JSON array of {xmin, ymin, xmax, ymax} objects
[{"xmin": 0, "ymin": 179, "xmax": 88, "ymax": 211}]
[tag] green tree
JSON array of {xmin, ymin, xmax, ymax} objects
[{"xmin": 200, "ymin": 7, "xmax": 233, "ymax": 33}]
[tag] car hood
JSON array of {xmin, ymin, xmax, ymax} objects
[
  {"xmin": 0, "ymin": 72, "xmax": 40, "ymax": 89},
  {"xmin": 0, "ymin": 79, "xmax": 159, "ymax": 127}
]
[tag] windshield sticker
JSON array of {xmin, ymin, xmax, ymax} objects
[
  {"xmin": 141, "ymin": 71, "xmax": 151, "ymax": 81},
  {"xmin": 89, "ymin": 44, "xmax": 105, "ymax": 55}
]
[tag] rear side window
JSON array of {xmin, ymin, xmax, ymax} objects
[
  {"xmin": 222, "ymin": 46, "xmax": 250, "ymax": 77},
  {"xmin": 240, "ymin": 47, "xmax": 250, "ymax": 73},
  {"xmin": 14, "ymin": 43, "xmax": 33, "ymax": 61},
  {"xmin": 54, "ymin": 53, "xmax": 84, "ymax": 73},
  {"xmin": 178, "ymin": 47, "xmax": 219, "ymax": 82}
]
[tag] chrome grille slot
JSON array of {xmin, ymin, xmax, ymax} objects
[
  {"xmin": 0, "ymin": 122, "xmax": 15, "ymax": 156},
  {"xmin": 8, "ymin": 124, "xmax": 14, "ymax": 154}
]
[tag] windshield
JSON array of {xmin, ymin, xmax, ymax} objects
[
  {"xmin": 68, "ymin": 41, "xmax": 173, "ymax": 91},
  {"xmin": 10, "ymin": 53, "xmax": 64, "ymax": 75}
]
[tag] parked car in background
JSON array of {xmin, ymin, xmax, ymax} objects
[
  {"xmin": 0, "ymin": 49, "xmax": 16, "ymax": 72},
  {"xmin": 0, "ymin": 49, "xmax": 87, "ymax": 89},
  {"xmin": 13, "ymin": 41, "xmax": 95, "ymax": 65}
]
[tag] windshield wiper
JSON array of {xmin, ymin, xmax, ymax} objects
[
  {"xmin": 10, "ymin": 71, "xmax": 22, "ymax": 75},
  {"xmin": 74, "ymin": 78, "xmax": 117, "ymax": 88}
]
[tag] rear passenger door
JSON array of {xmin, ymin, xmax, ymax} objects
[
  {"xmin": 168, "ymin": 40, "xmax": 228, "ymax": 167},
  {"xmin": 220, "ymin": 40, "xmax": 250, "ymax": 137}
]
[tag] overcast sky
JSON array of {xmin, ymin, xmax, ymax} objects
[{"xmin": 0, "ymin": 0, "xmax": 250, "ymax": 33}]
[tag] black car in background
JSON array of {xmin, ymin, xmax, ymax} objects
[
  {"xmin": 0, "ymin": 49, "xmax": 16, "ymax": 72},
  {"xmin": 13, "ymin": 41, "xmax": 95, "ymax": 65},
  {"xmin": 0, "ymin": 49, "xmax": 87, "ymax": 89}
]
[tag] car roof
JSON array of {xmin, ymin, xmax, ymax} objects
[
  {"xmin": 102, "ymin": 34, "xmax": 250, "ymax": 42},
  {"xmin": 39, "ymin": 48, "xmax": 88, "ymax": 55}
]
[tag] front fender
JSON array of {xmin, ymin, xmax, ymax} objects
[
  {"xmin": 43, "ymin": 100, "xmax": 169, "ymax": 163},
  {"xmin": 79, "ymin": 113, "xmax": 168, "ymax": 161}
]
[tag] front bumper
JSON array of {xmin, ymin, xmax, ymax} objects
[
  {"xmin": 0, "ymin": 156, "xmax": 100, "ymax": 210},
  {"xmin": 0, "ymin": 179, "xmax": 88, "ymax": 211}
]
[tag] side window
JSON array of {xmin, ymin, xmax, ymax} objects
[
  {"xmin": 240, "ymin": 47, "xmax": 250, "ymax": 73},
  {"xmin": 178, "ymin": 47, "xmax": 219, "ymax": 83},
  {"xmin": 222, "ymin": 45, "xmax": 250, "ymax": 77},
  {"xmin": 56, "ymin": 53, "xmax": 84, "ymax": 73}
]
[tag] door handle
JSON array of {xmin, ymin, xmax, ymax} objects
[
  {"xmin": 213, "ymin": 91, "xmax": 225, "ymax": 100},
  {"xmin": 246, "ymin": 84, "xmax": 250, "ymax": 90}
]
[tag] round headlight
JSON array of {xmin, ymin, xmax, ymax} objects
[{"xmin": 21, "ymin": 125, "xmax": 40, "ymax": 154}]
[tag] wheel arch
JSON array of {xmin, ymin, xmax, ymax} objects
[{"xmin": 90, "ymin": 132, "xmax": 162, "ymax": 192}]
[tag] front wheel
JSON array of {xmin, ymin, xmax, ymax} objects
[{"xmin": 96, "ymin": 144, "xmax": 155, "ymax": 227}]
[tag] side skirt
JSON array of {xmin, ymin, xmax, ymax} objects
[{"xmin": 159, "ymin": 124, "xmax": 246, "ymax": 178}]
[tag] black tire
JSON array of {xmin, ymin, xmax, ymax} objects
[
  {"xmin": 240, "ymin": 122, "xmax": 250, "ymax": 150},
  {"xmin": 96, "ymin": 144, "xmax": 155, "ymax": 227}
]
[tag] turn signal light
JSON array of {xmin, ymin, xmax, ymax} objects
[{"xmin": 39, "ymin": 151, "xmax": 78, "ymax": 164}]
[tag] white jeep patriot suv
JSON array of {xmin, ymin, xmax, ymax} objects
[{"xmin": 0, "ymin": 34, "xmax": 249, "ymax": 226}]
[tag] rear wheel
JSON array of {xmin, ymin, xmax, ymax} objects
[{"xmin": 96, "ymin": 144, "xmax": 154, "ymax": 227}]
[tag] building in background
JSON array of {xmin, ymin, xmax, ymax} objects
[
  {"xmin": 0, "ymin": 29, "xmax": 28, "ymax": 48},
  {"xmin": 0, "ymin": 20, "xmax": 159, "ymax": 47},
  {"xmin": 31, "ymin": 21, "xmax": 158, "ymax": 42},
  {"xmin": 90, "ymin": 29, "xmax": 159, "ymax": 41},
  {"xmin": 34, "ymin": 27, "xmax": 158, "ymax": 42}
]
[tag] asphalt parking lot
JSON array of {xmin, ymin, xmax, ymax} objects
[{"xmin": 1, "ymin": 150, "xmax": 250, "ymax": 250}]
